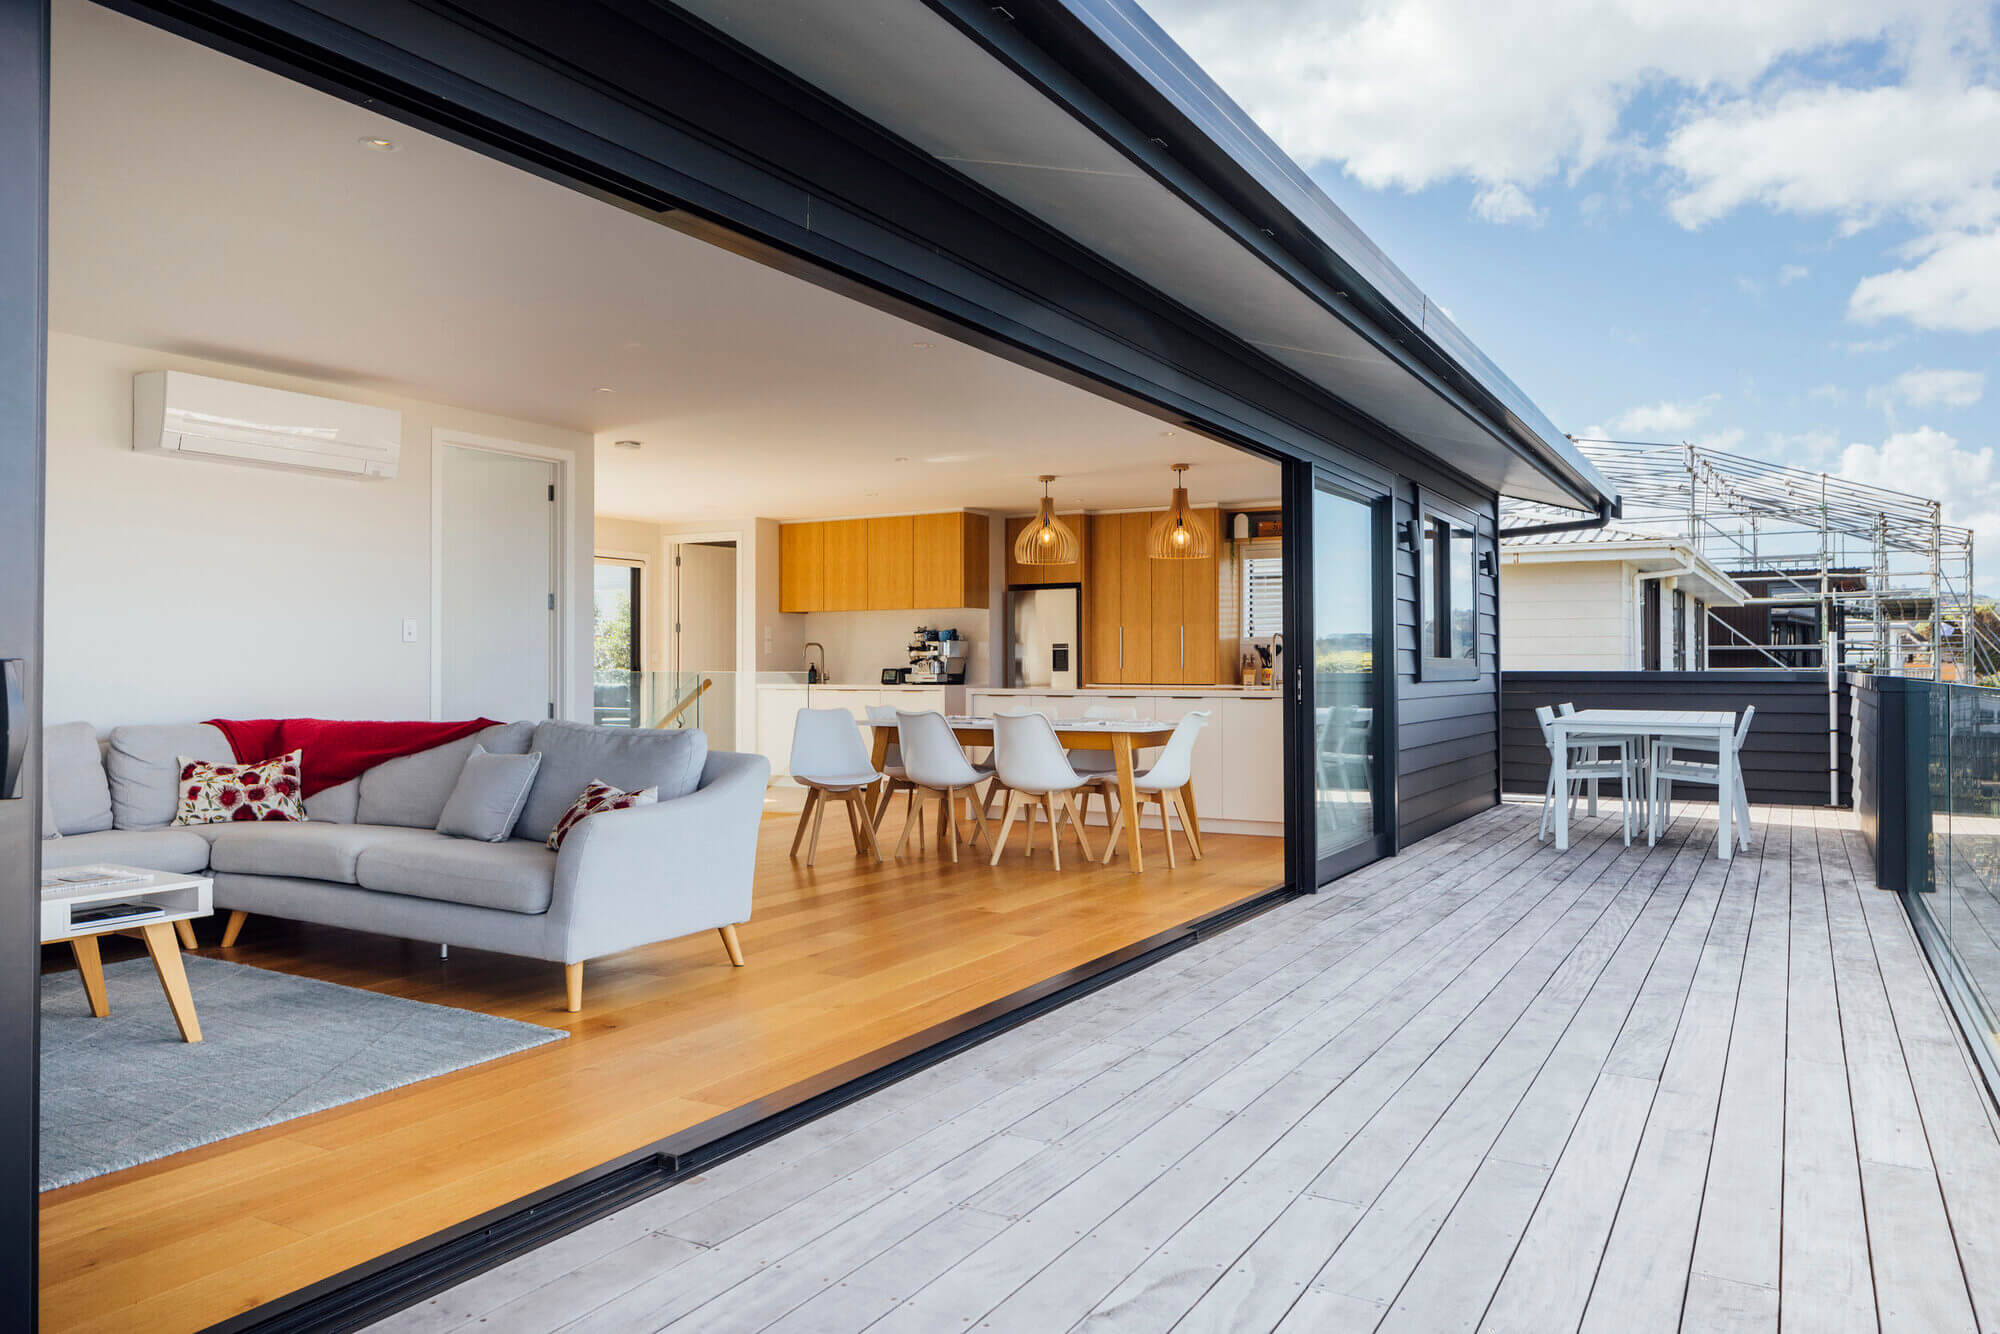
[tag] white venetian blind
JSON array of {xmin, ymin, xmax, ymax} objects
[{"xmin": 1240, "ymin": 538, "xmax": 1284, "ymax": 638}]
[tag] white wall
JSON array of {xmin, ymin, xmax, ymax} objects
[
  {"xmin": 594, "ymin": 514, "xmax": 668, "ymax": 670},
  {"xmin": 1499, "ymin": 560, "xmax": 1635, "ymax": 670},
  {"xmin": 45, "ymin": 333, "xmax": 595, "ymax": 727}
]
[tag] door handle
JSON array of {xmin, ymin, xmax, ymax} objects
[{"xmin": 2, "ymin": 660, "xmax": 23, "ymax": 800}]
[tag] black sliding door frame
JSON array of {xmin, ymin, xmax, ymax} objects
[{"xmin": 0, "ymin": 0, "xmax": 47, "ymax": 1326}]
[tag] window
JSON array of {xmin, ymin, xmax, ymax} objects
[
  {"xmin": 1673, "ymin": 589, "xmax": 1687, "ymax": 670},
  {"xmin": 1242, "ymin": 550, "xmax": 1285, "ymax": 639},
  {"xmin": 1418, "ymin": 496, "xmax": 1479, "ymax": 681},
  {"xmin": 1641, "ymin": 580, "xmax": 1661, "ymax": 670},
  {"xmin": 593, "ymin": 558, "xmax": 642, "ymax": 674},
  {"xmin": 1694, "ymin": 599, "xmax": 1707, "ymax": 670}
]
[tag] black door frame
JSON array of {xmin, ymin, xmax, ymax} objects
[{"xmin": 0, "ymin": 0, "xmax": 47, "ymax": 1326}]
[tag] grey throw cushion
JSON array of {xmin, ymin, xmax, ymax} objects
[
  {"xmin": 437, "ymin": 746, "xmax": 543, "ymax": 843},
  {"xmin": 514, "ymin": 722, "xmax": 709, "ymax": 844},
  {"xmin": 106, "ymin": 723, "xmax": 234, "ymax": 829},
  {"xmin": 356, "ymin": 722, "xmax": 536, "ymax": 829},
  {"xmin": 44, "ymin": 722, "xmax": 113, "ymax": 835}
]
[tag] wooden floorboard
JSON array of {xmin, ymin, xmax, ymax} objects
[
  {"xmin": 37, "ymin": 808, "xmax": 1283, "ymax": 1334},
  {"xmin": 369, "ymin": 799, "xmax": 2000, "ymax": 1334}
]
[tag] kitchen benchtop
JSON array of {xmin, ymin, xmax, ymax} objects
[{"xmin": 973, "ymin": 685, "xmax": 1281, "ymax": 696}]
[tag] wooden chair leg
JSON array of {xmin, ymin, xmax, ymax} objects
[
  {"xmin": 848, "ymin": 792, "xmax": 884, "ymax": 861},
  {"xmin": 1062, "ymin": 792, "xmax": 1095, "ymax": 861},
  {"xmin": 893, "ymin": 788, "xmax": 923, "ymax": 859},
  {"xmin": 969, "ymin": 789, "xmax": 994, "ymax": 849},
  {"xmin": 1158, "ymin": 793, "xmax": 1178, "ymax": 869},
  {"xmin": 1101, "ymin": 803, "xmax": 1125, "ymax": 864},
  {"xmin": 718, "ymin": 924, "xmax": 746, "ymax": 966},
  {"xmin": 173, "ymin": 918, "xmax": 198, "ymax": 950},
  {"xmin": 944, "ymin": 792, "xmax": 960, "ymax": 863},
  {"xmin": 805, "ymin": 789, "xmax": 829, "ymax": 867},
  {"xmin": 790, "ymin": 788, "xmax": 820, "ymax": 858},
  {"xmin": 219, "ymin": 910, "xmax": 248, "ymax": 949},
  {"xmin": 564, "ymin": 962, "xmax": 583, "ymax": 1013},
  {"xmin": 1176, "ymin": 787, "xmax": 1204, "ymax": 860},
  {"xmin": 1044, "ymin": 795, "xmax": 1062, "ymax": 871},
  {"xmin": 843, "ymin": 791, "xmax": 863, "ymax": 844},
  {"xmin": 990, "ymin": 791, "xmax": 1022, "ymax": 865}
]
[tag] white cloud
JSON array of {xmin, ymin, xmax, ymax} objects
[
  {"xmin": 1735, "ymin": 275, "xmax": 1764, "ymax": 297},
  {"xmin": 1471, "ymin": 182, "xmax": 1542, "ymax": 225},
  {"xmin": 1779, "ymin": 264, "xmax": 1811, "ymax": 284},
  {"xmin": 1839, "ymin": 427, "xmax": 2000, "ymax": 557},
  {"xmin": 1873, "ymin": 366, "xmax": 1987, "ymax": 409},
  {"xmin": 1837, "ymin": 334, "xmax": 1906, "ymax": 354},
  {"xmin": 1808, "ymin": 383, "xmax": 1845, "ymax": 404},
  {"xmin": 1849, "ymin": 229, "xmax": 2000, "ymax": 332},
  {"xmin": 1587, "ymin": 395, "xmax": 1720, "ymax": 438}
]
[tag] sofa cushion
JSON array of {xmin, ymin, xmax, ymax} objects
[
  {"xmin": 305, "ymin": 778, "xmax": 359, "ymax": 824},
  {"xmin": 42, "ymin": 827, "xmax": 212, "ymax": 875},
  {"xmin": 354, "ymin": 834, "xmax": 556, "ymax": 914},
  {"xmin": 173, "ymin": 750, "xmax": 308, "ymax": 826},
  {"xmin": 515, "ymin": 722, "xmax": 707, "ymax": 844},
  {"xmin": 356, "ymin": 722, "xmax": 536, "ymax": 830},
  {"xmin": 207, "ymin": 821, "xmax": 438, "ymax": 884},
  {"xmin": 44, "ymin": 722, "xmax": 113, "ymax": 835},
  {"xmin": 106, "ymin": 723, "xmax": 235, "ymax": 829},
  {"xmin": 437, "ymin": 746, "xmax": 542, "ymax": 843}
]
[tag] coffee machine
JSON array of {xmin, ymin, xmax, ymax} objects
[{"xmin": 907, "ymin": 626, "xmax": 969, "ymax": 684}]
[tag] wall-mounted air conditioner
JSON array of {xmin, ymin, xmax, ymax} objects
[{"xmin": 133, "ymin": 370, "xmax": 401, "ymax": 479}]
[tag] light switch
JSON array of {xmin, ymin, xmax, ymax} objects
[{"xmin": 401, "ymin": 618, "xmax": 418, "ymax": 644}]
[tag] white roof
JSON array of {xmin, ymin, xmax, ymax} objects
[{"xmin": 1499, "ymin": 525, "xmax": 1749, "ymax": 606}]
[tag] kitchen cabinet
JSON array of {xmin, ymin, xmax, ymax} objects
[
  {"xmin": 757, "ymin": 685, "xmax": 809, "ymax": 776},
  {"xmin": 822, "ymin": 519, "xmax": 869, "ymax": 611},
  {"xmin": 867, "ymin": 515, "xmax": 914, "ymax": 610},
  {"xmin": 1005, "ymin": 513, "xmax": 1086, "ymax": 587},
  {"xmin": 1153, "ymin": 694, "xmax": 1225, "ymax": 823},
  {"xmin": 1083, "ymin": 508, "xmax": 1222, "ymax": 685},
  {"xmin": 913, "ymin": 512, "xmax": 989, "ymax": 609},
  {"xmin": 1116, "ymin": 512, "xmax": 1155, "ymax": 683},
  {"xmin": 780, "ymin": 512, "xmax": 988, "ymax": 612},
  {"xmin": 779, "ymin": 523, "xmax": 823, "ymax": 614},
  {"xmin": 1221, "ymin": 696, "xmax": 1284, "ymax": 824},
  {"xmin": 1085, "ymin": 514, "xmax": 1123, "ymax": 684}
]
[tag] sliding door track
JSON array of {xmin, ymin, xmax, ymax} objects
[{"xmin": 215, "ymin": 882, "xmax": 1299, "ymax": 1334}]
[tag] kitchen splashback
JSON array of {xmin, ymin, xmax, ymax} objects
[{"xmin": 798, "ymin": 608, "xmax": 988, "ymax": 684}]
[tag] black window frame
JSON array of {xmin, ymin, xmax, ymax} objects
[
  {"xmin": 1673, "ymin": 588, "xmax": 1687, "ymax": 670},
  {"xmin": 1416, "ymin": 490, "xmax": 1480, "ymax": 682},
  {"xmin": 1694, "ymin": 598, "xmax": 1707, "ymax": 670}
]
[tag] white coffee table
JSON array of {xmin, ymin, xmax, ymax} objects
[{"xmin": 42, "ymin": 865, "xmax": 212, "ymax": 1043}]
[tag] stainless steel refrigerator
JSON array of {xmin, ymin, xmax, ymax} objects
[{"xmin": 1007, "ymin": 587, "xmax": 1080, "ymax": 689}]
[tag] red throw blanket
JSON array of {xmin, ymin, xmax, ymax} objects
[{"xmin": 206, "ymin": 717, "xmax": 500, "ymax": 796}]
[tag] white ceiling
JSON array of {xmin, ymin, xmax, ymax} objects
[{"xmin": 46, "ymin": 0, "xmax": 1278, "ymax": 524}]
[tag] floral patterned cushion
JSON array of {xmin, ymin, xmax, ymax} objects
[
  {"xmin": 173, "ymin": 749, "xmax": 307, "ymax": 825},
  {"xmin": 546, "ymin": 778, "xmax": 658, "ymax": 850}
]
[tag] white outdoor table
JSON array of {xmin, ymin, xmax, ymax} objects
[{"xmin": 1549, "ymin": 709, "xmax": 1740, "ymax": 860}]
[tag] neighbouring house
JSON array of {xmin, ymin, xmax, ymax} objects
[{"xmin": 1500, "ymin": 526, "xmax": 1749, "ymax": 671}]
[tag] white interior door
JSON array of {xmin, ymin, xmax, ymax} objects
[
  {"xmin": 674, "ymin": 541, "xmax": 738, "ymax": 745},
  {"xmin": 440, "ymin": 444, "xmax": 558, "ymax": 721}
]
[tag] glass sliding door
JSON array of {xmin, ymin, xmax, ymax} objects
[{"xmin": 1310, "ymin": 477, "xmax": 1392, "ymax": 881}]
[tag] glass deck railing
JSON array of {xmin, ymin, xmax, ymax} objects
[
  {"xmin": 591, "ymin": 671, "xmax": 735, "ymax": 735},
  {"xmin": 1911, "ymin": 682, "xmax": 2000, "ymax": 1070}
]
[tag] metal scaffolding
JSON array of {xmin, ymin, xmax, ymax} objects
[{"xmin": 1504, "ymin": 438, "xmax": 1992, "ymax": 680}]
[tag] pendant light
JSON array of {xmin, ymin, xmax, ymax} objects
[
  {"xmin": 1148, "ymin": 463, "xmax": 1212, "ymax": 559},
  {"xmin": 1013, "ymin": 474, "xmax": 1081, "ymax": 566}
]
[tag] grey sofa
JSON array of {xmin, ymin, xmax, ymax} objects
[{"xmin": 40, "ymin": 718, "xmax": 770, "ymax": 1010}]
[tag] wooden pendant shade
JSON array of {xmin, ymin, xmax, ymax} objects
[
  {"xmin": 1013, "ymin": 475, "xmax": 1081, "ymax": 566},
  {"xmin": 1148, "ymin": 464, "xmax": 1211, "ymax": 559}
]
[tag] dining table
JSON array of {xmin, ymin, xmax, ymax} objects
[
  {"xmin": 865, "ymin": 715, "xmax": 1191, "ymax": 873},
  {"xmin": 1547, "ymin": 708, "xmax": 1743, "ymax": 859}
]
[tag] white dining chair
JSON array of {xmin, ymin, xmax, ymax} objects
[
  {"xmin": 988, "ymin": 711, "xmax": 1097, "ymax": 868},
  {"xmin": 1101, "ymin": 711, "xmax": 1209, "ymax": 867},
  {"xmin": 1535, "ymin": 705, "xmax": 1637, "ymax": 847},
  {"xmin": 894, "ymin": 710, "xmax": 993, "ymax": 863},
  {"xmin": 1558, "ymin": 702, "xmax": 1647, "ymax": 832},
  {"xmin": 864, "ymin": 705, "xmax": 919, "ymax": 838},
  {"xmin": 1650, "ymin": 705, "xmax": 1755, "ymax": 849},
  {"xmin": 1065, "ymin": 702, "xmax": 1137, "ymax": 830},
  {"xmin": 788, "ymin": 708, "xmax": 886, "ymax": 866}
]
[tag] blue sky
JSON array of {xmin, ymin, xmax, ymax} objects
[{"xmin": 1144, "ymin": 0, "xmax": 2000, "ymax": 549}]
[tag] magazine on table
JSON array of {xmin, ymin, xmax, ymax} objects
[{"xmin": 39, "ymin": 865, "xmax": 150, "ymax": 892}]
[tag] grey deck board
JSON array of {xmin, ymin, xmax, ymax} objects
[{"xmin": 375, "ymin": 799, "xmax": 2000, "ymax": 1334}]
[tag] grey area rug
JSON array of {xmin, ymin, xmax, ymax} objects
[{"xmin": 40, "ymin": 954, "xmax": 563, "ymax": 1190}]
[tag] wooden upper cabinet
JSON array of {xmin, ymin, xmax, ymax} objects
[
  {"xmin": 778, "ymin": 522, "xmax": 824, "ymax": 613},
  {"xmin": 1116, "ymin": 511, "xmax": 1154, "ymax": 683},
  {"xmin": 821, "ymin": 519, "xmax": 870, "ymax": 611},
  {"xmin": 1149, "ymin": 544, "xmax": 1185, "ymax": 684},
  {"xmin": 913, "ymin": 512, "xmax": 990, "ymax": 609},
  {"xmin": 1005, "ymin": 513, "xmax": 1086, "ymax": 587},
  {"xmin": 1181, "ymin": 508, "xmax": 1221, "ymax": 683},
  {"xmin": 1085, "ymin": 514, "xmax": 1123, "ymax": 683},
  {"xmin": 867, "ymin": 515, "xmax": 915, "ymax": 610}
]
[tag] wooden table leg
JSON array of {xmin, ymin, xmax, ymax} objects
[
  {"xmin": 1114, "ymin": 733, "xmax": 1144, "ymax": 874},
  {"xmin": 69, "ymin": 937, "xmax": 109, "ymax": 1018},
  {"xmin": 1179, "ymin": 781, "xmax": 1204, "ymax": 859},
  {"xmin": 139, "ymin": 921, "xmax": 202, "ymax": 1043}
]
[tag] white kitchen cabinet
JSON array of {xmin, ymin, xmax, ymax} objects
[
  {"xmin": 1153, "ymin": 695, "xmax": 1225, "ymax": 824},
  {"xmin": 1221, "ymin": 696, "xmax": 1285, "ymax": 824},
  {"xmin": 757, "ymin": 685, "xmax": 810, "ymax": 777}
]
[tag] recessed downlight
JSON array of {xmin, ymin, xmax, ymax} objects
[
  {"xmin": 911, "ymin": 340, "xmax": 935, "ymax": 349},
  {"xmin": 613, "ymin": 440, "xmax": 642, "ymax": 451},
  {"xmin": 594, "ymin": 386, "xmax": 615, "ymax": 394},
  {"xmin": 358, "ymin": 136, "xmax": 397, "ymax": 152}
]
